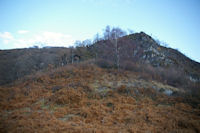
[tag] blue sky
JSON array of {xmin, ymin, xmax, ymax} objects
[{"xmin": 0, "ymin": 0, "xmax": 200, "ymax": 62}]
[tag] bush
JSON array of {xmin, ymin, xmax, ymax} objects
[
  {"xmin": 96, "ymin": 59, "xmax": 115, "ymax": 69},
  {"xmin": 121, "ymin": 61, "xmax": 190, "ymax": 89},
  {"xmin": 49, "ymin": 88, "xmax": 83, "ymax": 105},
  {"xmin": 121, "ymin": 61, "xmax": 139, "ymax": 71}
]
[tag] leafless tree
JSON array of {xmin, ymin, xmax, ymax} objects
[
  {"xmin": 128, "ymin": 29, "xmax": 134, "ymax": 35},
  {"xmin": 69, "ymin": 46, "xmax": 74, "ymax": 64},
  {"xmin": 93, "ymin": 33, "xmax": 100, "ymax": 43},
  {"xmin": 74, "ymin": 40, "xmax": 83, "ymax": 47},
  {"xmin": 82, "ymin": 39, "xmax": 92, "ymax": 47},
  {"xmin": 103, "ymin": 25, "xmax": 111, "ymax": 40},
  {"xmin": 110, "ymin": 27, "xmax": 127, "ymax": 70}
]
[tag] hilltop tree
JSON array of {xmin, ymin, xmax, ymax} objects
[
  {"xmin": 74, "ymin": 40, "xmax": 83, "ymax": 47},
  {"xmin": 93, "ymin": 33, "xmax": 100, "ymax": 43},
  {"xmin": 103, "ymin": 25, "xmax": 111, "ymax": 40},
  {"xmin": 82, "ymin": 39, "xmax": 92, "ymax": 47},
  {"xmin": 128, "ymin": 29, "xmax": 134, "ymax": 35},
  {"xmin": 110, "ymin": 27, "xmax": 126, "ymax": 39}
]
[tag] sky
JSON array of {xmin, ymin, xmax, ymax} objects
[{"xmin": 0, "ymin": 0, "xmax": 200, "ymax": 62}]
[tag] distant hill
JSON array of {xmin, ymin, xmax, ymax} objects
[
  {"xmin": 0, "ymin": 47, "xmax": 70, "ymax": 85},
  {"xmin": 0, "ymin": 32, "xmax": 199, "ymax": 87}
]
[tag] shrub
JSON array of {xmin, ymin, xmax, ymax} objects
[
  {"xmin": 49, "ymin": 88, "xmax": 83, "ymax": 105},
  {"xmin": 96, "ymin": 59, "xmax": 114, "ymax": 69}
]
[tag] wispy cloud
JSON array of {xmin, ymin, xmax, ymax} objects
[
  {"xmin": 0, "ymin": 32, "xmax": 14, "ymax": 47},
  {"xmin": 3, "ymin": 40, "xmax": 10, "ymax": 44},
  {"xmin": 0, "ymin": 32, "xmax": 13, "ymax": 40},
  {"xmin": 0, "ymin": 31, "xmax": 75, "ymax": 49},
  {"xmin": 18, "ymin": 30, "xmax": 29, "ymax": 34},
  {"xmin": 31, "ymin": 32, "xmax": 74, "ymax": 47}
]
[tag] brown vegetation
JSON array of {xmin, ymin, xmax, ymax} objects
[{"xmin": 0, "ymin": 64, "xmax": 200, "ymax": 133}]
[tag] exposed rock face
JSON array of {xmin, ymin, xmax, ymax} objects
[
  {"xmin": 120, "ymin": 32, "xmax": 200, "ymax": 79},
  {"xmin": 124, "ymin": 32, "xmax": 187, "ymax": 67}
]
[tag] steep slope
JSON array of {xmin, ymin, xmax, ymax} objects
[
  {"xmin": 0, "ymin": 64, "xmax": 200, "ymax": 133},
  {"xmin": 128, "ymin": 32, "xmax": 200, "ymax": 80},
  {"xmin": 94, "ymin": 32, "xmax": 200, "ymax": 81}
]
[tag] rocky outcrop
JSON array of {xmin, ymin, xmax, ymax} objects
[{"xmin": 122, "ymin": 32, "xmax": 200, "ymax": 78}]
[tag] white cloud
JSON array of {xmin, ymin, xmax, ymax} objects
[
  {"xmin": 18, "ymin": 30, "xmax": 29, "ymax": 34},
  {"xmin": 0, "ymin": 31, "xmax": 75, "ymax": 49},
  {"xmin": 3, "ymin": 40, "xmax": 10, "ymax": 44},
  {"xmin": 0, "ymin": 32, "xmax": 13, "ymax": 40},
  {"xmin": 35, "ymin": 32, "xmax": 73, "ymax": 46},
  {"xmin": 29, "ymin": 32, "xmax": 74, "ymax": 47}
]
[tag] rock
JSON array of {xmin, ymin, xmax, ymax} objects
[
  {"xmin": 163, "ymin": 89, "xmax": 173, "ymax": 96},
  {"xmin": 159, "ymin": 88, "xmax": 173, "ymax": 96},
  {"xmin": 159, "ymin": 88, "xmax": 165, "ymax": 93}
]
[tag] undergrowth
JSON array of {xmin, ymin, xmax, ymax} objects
[{"xmin": 0, "ymin": 64, "xmax": 200, "ymax": 133}]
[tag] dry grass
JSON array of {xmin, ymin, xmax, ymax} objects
[{"xmin": 0, "ymin": 64, "xmax": 200, "ymax": 133}]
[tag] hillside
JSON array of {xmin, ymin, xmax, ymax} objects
[
  {"xmin": 0, "ymin": 47, "xmax": 70, "ymax": 85},
  {"xmin": 0, "ymin": 32, "xmax": 200, "ymax": 86},
  {"xmin": 0, "ymin": 31, "xmax": 200, "ymax": 132},
  {"xmin": 93, "ymin": 32, "xmax": 200, "ymax": 80},
  {"xmin": 0, "ymin": 64, "xmax": 200, "ymax": 132}
]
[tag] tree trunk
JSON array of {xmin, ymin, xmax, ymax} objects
[
  {"xmin": 115, "ymin": 35, "xmax": 119, "ymax": 71},
  {"xmin": 71, "ymin": 48, "xmax": 74, "ymax": 64}
]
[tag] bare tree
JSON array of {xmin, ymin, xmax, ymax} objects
[
  {"xmin": 93, "ymin": 33, "xmax": 100, "ymax": 43},
  {"xmin": 92, "ymin": 33, "xmax": 101, "ymax": 62},
  {"xmin": 82, "ymin": 39, "xmax": 92, "ymax": 47},
  {"xmin": 110, "ymin": 27, "xmax": 127, "ymax": 70},
  {"xmin": 69, "ymin": 46, "xmax": 74, "ymax": 64},
  {"xmin": 128, "ymin": 29, "xmax": 134, "ymax": 35},
  {"xmin": 115, "ymin": 32, "xmax": 120, "ymax": 71},
  {"xmin": 74, "ymin": 40, "xmax": 83, "ymax": 47},
  {"xmin": 103, "ymin": 25, "xmax": 111, "ymax": 40}
]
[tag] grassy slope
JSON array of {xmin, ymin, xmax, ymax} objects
[{"xmin": 0, "ymin": 64, "xmax": 200, "ymax": 133}]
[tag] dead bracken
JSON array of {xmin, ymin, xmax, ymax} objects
[{"xmin": 0, "ymin": 64, "xmax": 200, "ymax": 133}]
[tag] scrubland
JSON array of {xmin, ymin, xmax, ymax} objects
[{"xmin": 0, "ymin": 64, "xmax": 200, "ymax": 133}]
